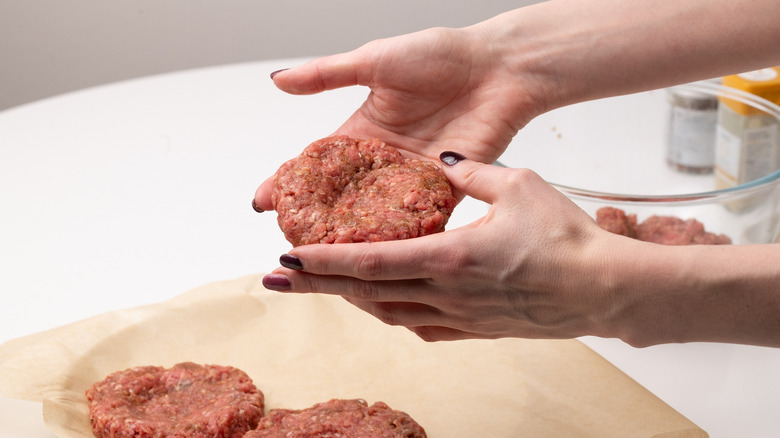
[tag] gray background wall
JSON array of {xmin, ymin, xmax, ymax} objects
[{"xmin": 0, "ymin": 0, "xmax": 539, "ymax": 112}]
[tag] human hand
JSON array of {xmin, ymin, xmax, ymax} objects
[
  {"xmin": 253, "ymin": 25, "xmax": 548, "ymax": 211},
  {"xmin": 255, "ymin": 0, "xmax": 780, "ymax": 347},
  {"xmin": 261, "ymin": 152, "xmax": 628, "ymax": 342}
]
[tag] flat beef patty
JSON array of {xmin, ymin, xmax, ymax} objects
[
  {"xmin": 272, "ymin": 135, "xmax": 456, "ymax": 247},
  {"xmin": 244, "ymin": 398, "xmax": 427, "ymax": 438},
  {"xmin": 85, "ymin": 362, "xmax": 264, "ymax": 438},
  {"xmin": 596, "ymin": 206, "xmax": 732, "ymax": 245}
]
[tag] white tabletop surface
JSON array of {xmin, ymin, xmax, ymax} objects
[{"xmin": 1, "ymin": 58, "xmax": 779, "ymax": 438}]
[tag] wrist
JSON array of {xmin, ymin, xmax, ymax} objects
[
  {"xmin": 465, "ymin": 5, "xmax": 571, "ymax": 119},
  {"xmin": 469, "ymin": 0, "xmax": 780, "ymax": 119},
  {"xmin": 467, "ymin": 0, "xmax": 634, "ymax": 117},
  {"xmin": 597, "ymin": 240, "xmax": 780, "ymax": 347},
  {"xmin": 596, "ymin": 240, "xmax": 701, "ymax": 347}
]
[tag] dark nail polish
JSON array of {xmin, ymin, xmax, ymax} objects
[
  {"xmin": 262, "ymin": 274, "xmax": 291, "ymax": 291},
  {"xmin": 280, "ymin": 254, "xmax": 303, "ymax": 270},
  {"xmin": 270, "ymin": 68, "xmax": 289, "ymax": 79},
  {"xmin": 252, "ymin": 199, "xmax": 264, "ymax": 213},
  {"xmin": 440, "ymin": 151, "xmax": 467, "ymax": 166}
]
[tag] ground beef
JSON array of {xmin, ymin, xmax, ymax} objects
[
  {"xmin": 244, "ymin": 398, "xmax": 427, "ymax": 438},
  {"xmin": 272, "ymin": 135, "xmax": 457, "ymax": 247},
  {"xmin": 595, "ymin": 206, "xmax": 638, "ymax": 239},
  {"xmin": 635, "ymin": 215, "xmax": 733, "ymax": 245},
  {"xmin": 85, "ymin": 362, "xmax": 264, "ymax": 438},
  {"xmin": 596, "ymin": 206, "xmax": 732, "ymax": 245}
]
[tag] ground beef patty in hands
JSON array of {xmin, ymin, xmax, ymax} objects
[
  {"xmin": 244, "ymin": 398, "xmax": 427, "ymax": 438},
  {"xmin": 272, "ymin": 136, "xmax": 457, "ymax": 247},
  {"xmin": 85, "ymin": 362, "xmax": 264, "ymax": 438}
]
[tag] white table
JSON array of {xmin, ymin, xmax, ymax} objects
[{"xmin": 1, "ymin": 58, "xmax": 778, "ymax": 438}]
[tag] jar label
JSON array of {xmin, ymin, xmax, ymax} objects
[
  {"xmin": 715, "ymin": 126, "xmax": 741, "ymax": 183},
  {"xmin": 715, "ymin": 122, "xmax": 779, "ymax": 184},
  {"xmin": 742, "ymin": 124, "xmax": 779, "ymax": 181},
  {"xmin": 667, "ymin": 106, "xmax": 717, "ymax": 167}
]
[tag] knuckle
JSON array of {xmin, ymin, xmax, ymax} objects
[
  {"xmin": 290, "ymin": 271, "xmax": 316, "ymax": 292},
  {"xmin": 371, "ymin": 303, "xmax": 402, "ymax": 326},
  {"xmin": 354, "ymin": 246, "xmax": 386, "ymax": 279},
  {"xmin": 504, "ymin": 167, "xmax": 540, "ymax": 188},
  {"xmin": 428, "ymin": 243, "xmax": 472, "ymax": 282},
  {"xmin": 345, "ymin": 279, "xmax": 381, "ymax": 302},
  {"xmin": 444, "ymin": 245, "xmax": 471, "ymax": 271}
]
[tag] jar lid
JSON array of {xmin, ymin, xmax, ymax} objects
[
  {"xmin": 722, "ymin": 67, "xmax": 780, "ymax": 114},
  {"xmin": 667, "ymin": 80, "xmax": 720, "ymax": 110}
]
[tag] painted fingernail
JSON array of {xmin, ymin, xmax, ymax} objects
[
  {"xmin": 270, "ymin": 68, "xmax": 289, "ymax": 79},
  {"xmin": 251, "ymin": 199, "xmax": 264, "ymax": 213},
  {"xmin": 440, "ymin": 151, "xmax": 467, "ymax": 166},
  {"xmin": 280, "ymin": 253, "xmax": 303, "ymax": 270},
  {"xmin": 262, "ymin": 274, "xmax": 291, "ymax": 291}
]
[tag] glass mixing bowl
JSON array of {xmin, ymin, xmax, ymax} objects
[{"xmin": 499, "ymin": 81, "xmax": 780, "ymax": 244}]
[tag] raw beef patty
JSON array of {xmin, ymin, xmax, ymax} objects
[
  {"xmin": 85, "ymin": 362, "xmax": 264, "ymax": 438},
  {"xmin": 244, "ymin": 398, "xmax": 427, "ymax": 438},
  {"xmin": 272, "ymin": 136, "xmax": 456, "ymax": 246}
]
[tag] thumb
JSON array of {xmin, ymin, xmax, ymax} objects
[
  {"xmin": 253, "ymin": 174, "xmax": 275, "ymax": 212},
  {"xmin": 439, "ymin": 151, "xmax": 507, "ymax": 205},
  {"xmin": 271, "ymin": 49, "xmax": 367, "ymax": 95}
]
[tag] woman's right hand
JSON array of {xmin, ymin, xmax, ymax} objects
[
  {"xmin": 269, "ymin": 26, "xmax": 545, "ymax": 164},
  {"xmin": 253, "ymin": 23, "xmax": 553, "ymax": 211}
]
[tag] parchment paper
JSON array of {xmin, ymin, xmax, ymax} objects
[{"xmin": 0, "ymin": 274, "xmax": 707, "ymax": 438}]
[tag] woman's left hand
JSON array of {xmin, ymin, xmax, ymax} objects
[{"xmin": 262, "ymin": 154, "xmax": 627, "ymax": 342}]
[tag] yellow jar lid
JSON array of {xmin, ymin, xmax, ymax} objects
[{"xmin": 721, "ymin": 67, "xmax": 780, "ymax": 115}]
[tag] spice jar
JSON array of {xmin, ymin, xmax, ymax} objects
[
  {"xmin": 715, "ymin": 67, "xmax": 780, "ymax": 189},
  {"xmin": 665, "ymin": 80, "xmax": 720, "ymax": 174}
]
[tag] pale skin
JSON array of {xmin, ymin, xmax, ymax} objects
[{"xmin": 254, "ymin": 0, "xmax": 780, "ymax": 347}]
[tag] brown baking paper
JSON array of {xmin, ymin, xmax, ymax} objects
[{"xmin": 0, "ymin": 274, "xmax": 707, "ymax": 438}]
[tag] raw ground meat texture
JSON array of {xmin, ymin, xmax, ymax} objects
[
  {"xmin": 272, "ymin": 135, "xmax": 457, "ymax": 247},
  {"xmin": 595, "ymin": 206, "xmax": 638, "ymax": 239},
  {"xmin": 596, "ymin": 206, "xmax": 732, "ymax": 245},
  {"xmin": 244, "ymin": 398, "xmax": 427, "ymax": 438},
  {"xmin": 85, "ymin": 362, "xmax": 264, "ymax": 438}
]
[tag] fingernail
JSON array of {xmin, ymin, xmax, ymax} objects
[
  {"xmin": 440, "ymin": 151, "xmax": 467, "ymax": 166},
  {"xmin": 280, "ymin": 254, "xmax": 303, "ymax": 270},
  {"xmin": 252, "ymin": 199, "xmax": 265, "ymax": 213},
  {"xmin": 262, "ymin": 274, "xmax": 291, "ymax": 291},
  {"xmin": 270, "ymin": 68, "xmax": 289, "ymax": 79}
]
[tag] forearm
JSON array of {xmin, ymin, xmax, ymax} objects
[
  {"xmin": 603, "ymin": 240, "xmax": 780, "ymax": 347},
  {"xmin": 472, "ymin": 0, "xmax": 780, "ymax": 115}
]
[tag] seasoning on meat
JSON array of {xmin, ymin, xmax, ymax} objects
[
  {"xmin": 244, "ymin": 398, "xmax": 427, "ymax": 438},
  {"xmin": 85, "ymin": 362, "xmax": 264, "ymax": 438},
  {"xmin": 272, "ymin": 135, "xmax": 457, "ymax": 247},
  {"xmin": 596, "ymin": 206, "xmax": 732, "ymax": 245}
]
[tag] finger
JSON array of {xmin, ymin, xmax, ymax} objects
[
  {"xmin": 253, "ymin": 175, "xmax": 275, "ymax": 212},
  {"xmin": 263, "ymin": 271, "xmax": 514, "ymax": 342},
  {"xmin": 263, "ymin": 267, "xmax": 435, "ymax": 302},
  {"xmin": 343, "ymin": 297, "xmax": 496, "ymax": 342},
  {"xmin": 283, "ymin": 233, "xmax": 467, "ymax": 281},
  {"xmin": 438, "ymin": 151, "xmax": 523, "ymax": 205},
  {"xmin": 408, "ymin": 325, "xmax": 496, "ymax": 342},
  {"xmin": 341, "ymin": 296, "xmax": 444, "ymax": 327},
  {"xmin": 271, "ymin": 49, "xmax": 370, "ymax": 95}
]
